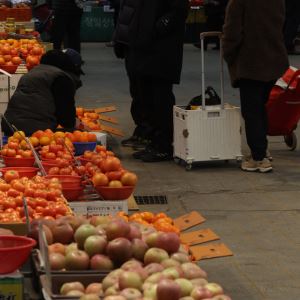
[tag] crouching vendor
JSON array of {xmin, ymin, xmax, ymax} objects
[{"xmin": 2, "ymin": 48, "xmax": 84, "ymax": 136}]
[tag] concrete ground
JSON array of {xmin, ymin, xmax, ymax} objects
[{"xmin": 76, "ymin": 44, "xmax": 300, "ymax": 300}]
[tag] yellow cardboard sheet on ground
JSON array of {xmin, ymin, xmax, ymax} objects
[
  {"xmin": 180, "ymin": 228, "xmax": 220, "ymax": 246},
  {"xmin": 190, "ymin": 243, "xmax": 233, "ymax": 261},
  {"xmin": 174, "ymin": 211, "xmax": 206, "ymax": 231}
]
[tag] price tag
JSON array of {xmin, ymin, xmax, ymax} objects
[{"xmin": 69, "ymin": 200, "xmax": 128, "ymax": 216}]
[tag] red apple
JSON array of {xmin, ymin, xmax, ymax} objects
[
  {"xmin": 190, "ymin": 286, "xmax": 213, "ymax": 300},
  {"xmin": 79, "ymin": 294, "xmax": 101, "ymax": 300},
  {"xmin": 90, "ymin": 254, "xmax": 114, "ymax": 271},
  {"xmin": 60, "ymin": 282, "xmax": 85, "ymax": 295},
  {"xmin": 157, "ymin": 279, "xmax": 181, "ymax": 300},
  {"xmin": 144, "ymin": 247, "xmax": 169, "ymax": 265},
  {"xmin": 174, "ymin": 278, "xmax": 194, "ymax": 297},
  {"xmin": 144, "ymin": 232, "xmax": 160, "ymax": 248},
  {"xmin": 102, "ymin": 269, "xmax": 124, "ymax": 291},
  {"xmin": 65, "ymin": 250, "xmax": 90, "ymax": 270},
  {"xmin": 120, "ymin": 288, "xmax": 142, "ymax": 300},
  {"xmin": 49, "ymin": 252, "xmax": 65, "ymax": 270},
  {"xmin": 161, "ymin": 258, "xmax": 181, "ymax": 268},
  {"xmin": 106, "ymin": 238, "xmax": 133, "ymax": 265},
  {"xmin": 131, "ymin": 238, "xmax": 148, "ymax": 261},
  {"xmin": 127, "ymin": 224, "xmax": 142, "ymax": 240},
  {"xmin": 181, "ymin": 263, "xmax": 207, "ymax": 279},
  {"xmin": 84, "ymin": 235, "xmax": 107, "ymax": 257},
  {"xmin": 144, "ymin": 263, "xmax": 164, "ymax": 276},
  {"xmin": 119, "ymin": 271, "xmax": 143, "ymax": 290},
  {"xmin": 156, "ymin": 232, "xmax": 180, "ymax": 254},
  {"xmin": 74, "ymin": 224, "xmax": 97, "ymax": 249},
  {"xmin": 161, "ymin": 267, "xmax": 183, "ymax": 280},
  {"xmin": 105, "ymin": 219, "xmax": 130, "ymax": 241},
  {"xmin": 170, "ymin": 252, "xmax": 190, "ymax": 264},
  {"xmin": 212, "ymin": 296, "xmax": 232, "ymax": 300},
  {"xmin": 190, "ymin": 278, "xmax": 208, "ymax": 287},
  {"xmin": 85, "ymin": 283, "xmax": 103, "ymax": 295},
  {"xmin": 52, "ymin": 222, "xmax": 74, "ymax": 244},
  {"xmin": 204, "ymin": 283, "xmax": 224, "ymax": 296},
  {"xmin": 90, "ymin": 215, "xmax": 110, "ymax": 227},
  {"xmin": 103, "ymin": 296, "xmax": 126, "ymax": 300}
]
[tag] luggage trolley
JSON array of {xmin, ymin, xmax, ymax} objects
[{"xmin": 173, "ymin": 32, "xmax": 243, "ymax": 170}]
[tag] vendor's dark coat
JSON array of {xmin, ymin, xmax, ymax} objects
[
  {"xmin": 114, "ymin": 0, "xmax": 189, "ymax": 84},
  {"xmin": 222, "ymin": 0, "xmax": 289, "ymax": 87}
]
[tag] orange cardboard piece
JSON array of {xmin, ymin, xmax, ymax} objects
[
  {"xmin": 101, "ymin": 124, "xmax": 124, "ymax": 137},
  {"xmin": 174, "ymin": 211, "xmax": 206, "ymax": 231},
  {"xmin": 190, "ymin": 243, "xmax": 233, "ymax": 261},
  {"xmin": 180, "ymin": 229, "xmax": 220, "ymax": 246},
  {"xmin": 98, "ymin": 114, "xmax": 119, "ymax": 124},
  {"xmin": 94, "ymin": 106, "xmax": 117, "ymax": 113}
]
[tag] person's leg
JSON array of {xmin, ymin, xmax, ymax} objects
[
  {"xmin": 66, "ymin": 12, "xmax": 82, "ymax": 53},
  {"xmin": 239, "ymin": 79, "xmax": 274, "ymax": 172},
  {"xmin": 51, "ymin": 14, "xmax": 66, "ymax": 50},
  {"xmin": 141, "ymin": 78, "xmax": 175, "ymax": 162},
  {"xmin": 284, "ymin": 0, "xmax": 300, "ymax": 52},
  {"xmin": 122, "ymin": 75, "xmax": 153, "ymax": 148}
]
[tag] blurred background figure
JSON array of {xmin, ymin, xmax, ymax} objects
[
  {"xmin": 106, "ymin": 0, "xmax": 121, "ymax": 47},
  {"xmin": 48, "ymin": 0, "xmax": 83, "ymax": 53},
  {"xmin": 203, "ymin": 0, "xmax": 228, "ymax": 50},
  {"xmin": 283, "ymin": 0, "xmax": 300, "ymax": 54}
]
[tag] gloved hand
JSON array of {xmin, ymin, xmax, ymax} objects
[{"xmin": 113, "ymin": 42, "xmax": 125, "ymax": 59}]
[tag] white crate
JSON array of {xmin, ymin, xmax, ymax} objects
[
  {"xmin": 173, "ymin": 104, "xmax": 242, "ymax": 168},
  {"xmin": 0, "ymin": 73, "xmax": 23, "ymax": 114}
]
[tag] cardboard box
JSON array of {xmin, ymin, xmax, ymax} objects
[
  {"xmin": 91, "ymin": 131, "xmax": 107, "ymax": 146},
  {"xmin": 0, "ymin": 72, "xmax": 23, "ymax": 114},
  {"xmin": 0, "ymin": 271, "xmax": 24, "ymax": 300},
  {"xmin": 68, "ymin": 200, "xmax": 128, "ymax": 216},
  {"xmin": 0, "ymin": 223, "xmax": 28, "ymax": 236}
]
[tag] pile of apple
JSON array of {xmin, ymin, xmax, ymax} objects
[
  {"xmin": 47, "ymin": 216, "xmax": 231, "ymax": 300},
  {"xmin": 76, "ymin": 107, "xmax": 102, "ymax": 131},
  {"xmin": 0, "ymin": 173, "xmax": 71, "ymax": 223}
]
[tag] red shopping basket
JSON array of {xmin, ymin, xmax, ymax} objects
[{"xmin": 267, "ymin": 67, "xmax": 300, "ymax": 137}]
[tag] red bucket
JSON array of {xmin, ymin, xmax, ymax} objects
[
  {"xmin": 0, "ymin": 167, "xmax": 39, "ymax": 178},
  {"xmin": 94, "ymin": 186, "xmax": 134, "ymax": 200},
  {"xmin": 0, "ymin": 235, "xmax": 36, "ymax": 274},
  {"xmin": 2, "ymin": 156, "xmax": 35, "ymax": 167}
]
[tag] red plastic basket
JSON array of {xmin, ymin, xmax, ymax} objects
[
  {"xmin": 2, "ymin": 156, "xmax": 35, "ymax": 167},
  {"xmin": 0, "ymin": 235, "xmax": 36, "ymax": 274},
  {"xmin": 41, "ymin": 161, "xmax": 59, "ymax": 173},
  {"xmin": 0, "ymin": 64, "xmax": 18, "ymax": 74},
  {"xmin": 45, "ymin": 175, "xmax": 82, "ymax": 188},
  {"xmin": 94, "ymin": 186, "xmax": 134, "ymax": 200},
  {"xmin": 62, "ymin": 187, "xmax": 84, "ymax": 201},
  {"xmin": 0, "ymin": 167, "xmax": 39, "ymax": 178}
]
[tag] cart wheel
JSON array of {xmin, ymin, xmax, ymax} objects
[
  {"xmin": 174, "ymin": 157, "xmax": 181, "ymax": 164},
  {"xmin": 185, "ymin": 164, "xmax": 193, "ymax": 171},
  {"xmin": 284, "ymin": 132, "xmax": 297, "ymax": 151}
]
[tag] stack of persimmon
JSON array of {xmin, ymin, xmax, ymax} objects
[
  {"xmin": 76, "ymin": 107, "xmax": 101, "ymax": 131},
  {"xmin": 116, "ymin": 211, "xmax": 180, "ymax": 234}
]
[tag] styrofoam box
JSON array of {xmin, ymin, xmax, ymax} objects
[
  {"xmin": 0, "ymin": 74, "xmax": 23, "ymax": 114},
  {"xmin": 91, "ymin": 131, "xmax": 107, "ymax": 146},
  {"xmin": 173, "ymin": 105, "xmax": 242, "ymax": 164}
]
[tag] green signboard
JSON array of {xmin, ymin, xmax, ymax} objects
[{"xmin": 80, "ymin": 6, "xmax": 114, "ymax": 42}]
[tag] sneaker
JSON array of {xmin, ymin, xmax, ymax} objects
[
  {"xmin": 241, "ymin": 158, "xmax": 272, "ymax": 173},
  {"xmin": 121, "ymin": 136, "xmax": 139, "ymax": 147},
  {"xmin": 132, "ymin": 138, "xmax": 151, "ymax": 150},
  {"xmin": 141, "ymin": 149, "xmax": 172, "ymax": 162},
  {"xmin": 132, "ymin": 149, "xmax": 149, "ymax": 159}
]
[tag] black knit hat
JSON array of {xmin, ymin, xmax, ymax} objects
[{"xmin": 40, "ymin": 49, "xmax": 83, "ymax": 76}]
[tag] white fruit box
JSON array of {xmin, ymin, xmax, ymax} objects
[
  {"xmin": 0, "ymin": 69, "xmax": 23, "ymax": 114},
  {"xmin": 68, "ymin": 200, "xmax": 128, "ymax": 216},
  {"xmin": 91, "ymin": 131, "xmax": 107, "ymax": 146}
]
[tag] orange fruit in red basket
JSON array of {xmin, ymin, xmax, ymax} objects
[
  {"xmin": 11, "ymin": 56, "xmax": 21, "ymax": 65},
  {"xmin": 0, "ymin": 57, "xmax": 5, "ymax": 65},
  {"xmin": 40, "ymin": 136, "xmax": 51, "ymax": 146}
]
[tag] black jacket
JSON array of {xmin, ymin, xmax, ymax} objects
[
  {"xmin": 47, "ymin": 0, "xmax": 82, "ymax": 15},
  {"xmin": 3, "ymin": 64, "xmax": 81, "ymax": 136},
  {"xmin": 114, "ymin": 0, "xmax": 189, "ymax": 84}
]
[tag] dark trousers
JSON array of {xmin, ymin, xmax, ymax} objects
[
  {"xmin": 284, "ymin": 0, "xmax": 300, "ymax": 50},
  {"xmin": 239, "ymin": 79, "xmax": 275, "ymax": 161},
  {"xmin": 51, "ymin": 12, "xmax": 82, "ymax": 53},
  {"xmin": 129, "ymin": 75, "xmax": 175, "ymax": 153}
]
